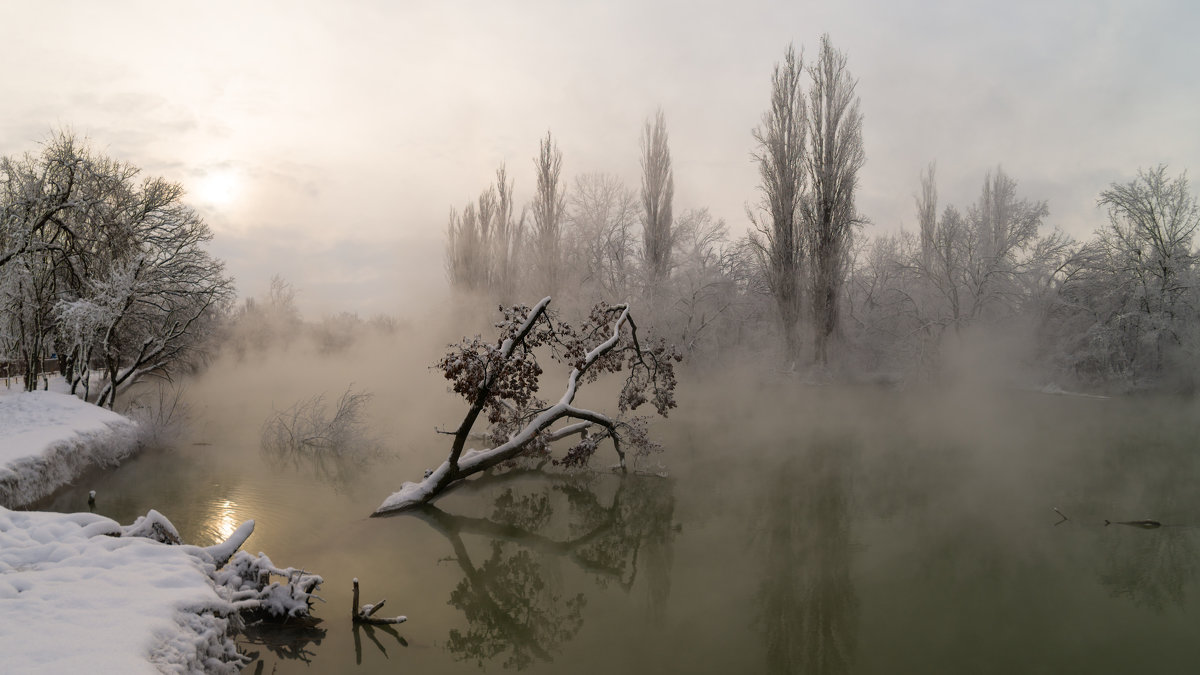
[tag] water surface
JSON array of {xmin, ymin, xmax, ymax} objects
[{"xmin": 34, "ymin": 363, "xmax": 1200, "ymax": 674}]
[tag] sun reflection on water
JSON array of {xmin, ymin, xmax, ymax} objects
[{"xmin": 207, "ymin": 498, "xmax": 240, "ymax": 543}]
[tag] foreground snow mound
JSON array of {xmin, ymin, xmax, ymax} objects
[
  {"xmin": 0, "ymin": 390, "xmax": 139, "ymax": 507},
  {"xmin": 0, "ymin": 507, "xmax": 244, "ymax": 673}
]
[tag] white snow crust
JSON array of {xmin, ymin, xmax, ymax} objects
[
  {"xmin": 0, "ymin": 507, "xmax": 244, "ymax": 673},
  {"xmin": 0, "ymin": 388, "xmax": 139, "ymax": 507}
]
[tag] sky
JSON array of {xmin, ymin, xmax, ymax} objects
[{"xmin": 3, "ymin": 0, "xmax": 1199, "ymax": 316}]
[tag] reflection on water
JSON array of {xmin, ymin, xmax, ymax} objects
[
  {"xmin": 755, "ymin": 443, "xmax": 858, "ymax": 675},
  {"xmin": 202, "ymin": 498, "xmax": 240, "ymax": 543},
  {"xmin": 28, "ymin": 376, "xmax": 1200, "ymax": 673},
  {"xmin": 1099, "ymin": 525, "xmax": 1199, "ymax": 611},
  {"xmin": 259, "ymin": 420, "xmax": 381, "ymax": 494},
  {"xmin": 241, "ymin": 620, "xmax": 327, "ymax": 667},
  {"xmin": 415, "ymin": 472, "xmax": 678, "ymax": 670},
  {"xmin": 353, "ymin": 621, "xmax": 407, "ymax": 665}
]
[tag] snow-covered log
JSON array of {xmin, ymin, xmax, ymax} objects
[{"xmin": 374, "ymin": 297, "xmax": 678, "ymax": 515}]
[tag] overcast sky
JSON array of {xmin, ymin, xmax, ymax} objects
[{"xmin": 3, "ymin": 0, "xmax": 1198, "ymax": 316}]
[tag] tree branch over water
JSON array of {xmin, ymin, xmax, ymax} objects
[{"xmin": 372, "ymin": 298, "xmax": 679, "ymax": 515}]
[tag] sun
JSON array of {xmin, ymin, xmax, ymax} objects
[{"xmin": 195, "ymin": 167, "xmax": 241, "ymax": 208}]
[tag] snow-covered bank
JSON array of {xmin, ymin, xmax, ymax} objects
[
  {"xmin": 0, "ymin": 389, "xmax": 139, "ymax": 507},
  {"xmin": 0, "ymin": 507, "xmax": 246, "ymax": 673}
]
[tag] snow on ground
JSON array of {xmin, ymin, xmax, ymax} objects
[
  {"xmin": 0, "ymin": 507, "xmax": 244, "ymax": 673},
  {"xmin": 0, "ymin": 383, "xmax": 139, "ymax": 507},
  {"xmin": 0, "ymin": 379, "xmax": 324, "ymax": 672}
]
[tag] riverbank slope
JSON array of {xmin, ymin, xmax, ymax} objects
[{"xmin": 0, "ymin": 384, "xmax": 139, "ymax": 507}]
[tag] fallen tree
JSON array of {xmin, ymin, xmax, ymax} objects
[{"xmin": 373, "ymin": 297, "xmax": 679, "ymax": 515}]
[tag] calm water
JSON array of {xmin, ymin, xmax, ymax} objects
[{"xmin": 32, "ymin": 359, "xmax": 1200, "ymax": 674}]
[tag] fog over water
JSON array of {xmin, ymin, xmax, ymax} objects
[
  {"xmin": 31, "ymin": 306, "xmax": 1200, "ymax": 673},
  {"xmin": 5, "ymin": 3, "xmax": 1200, "ymax": 670}
]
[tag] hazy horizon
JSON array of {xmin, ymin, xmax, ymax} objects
[{"xmin": 4, "ymin": 0, "xmax": 1198, "ymax": 316}]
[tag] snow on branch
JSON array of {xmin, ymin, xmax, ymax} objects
[{"xmin": 373, "ymin": 298, "xmax": 679, "ymax": 515}]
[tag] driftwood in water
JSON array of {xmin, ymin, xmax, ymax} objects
[
  {"xmin": 351, "ymin": 578, "xmax": 407, "ymax": 625},
  {"xmin": 1051, "ymin": 509, "xmax": 1163, "ymax": 530},
  {"xmin": 1105, "ymin": 519, "xmax": 1163, "ymax": 529}
]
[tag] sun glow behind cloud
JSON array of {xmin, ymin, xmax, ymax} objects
[
  {"xmin": 2, "ymin": 1, "xmax": 1198, "ymax": 316},
  {"xmin": 195, "ymin": 167, "xmax": 241, "ymax": 208}
]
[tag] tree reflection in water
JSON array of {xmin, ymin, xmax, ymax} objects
[
  {"xmin": 756, "ymin": 444, "xmax": 859, "ymax": 675},
  {"xmin": 1098, "ymin": 522, "xmax": 1200, "ymax": 612},
  {"xmin": 261, "ymin": 439, "xmax": 377, "ymax": 493},
  {"xmin": 415, "ymin": 472, "xmax": 677, "ymax": 670},
  {"xmin": 353, "ymin": 620, "xmax": 408, "ymax": 665},
  {"xmin": 239, "ymin": 620, "xmax": 327, "ymax": 669}
]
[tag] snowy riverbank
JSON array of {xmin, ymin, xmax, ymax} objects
[
  {"xmin": 0, "ymin": 384, "xmax": 324, "ymax": 672},
  {"xmin": 0, "ymin": 386, "xmax": 139, "ymax": 507},
  {"xmin": 0, "ymin": 508, "xmax": 247, "ymax": 673}
]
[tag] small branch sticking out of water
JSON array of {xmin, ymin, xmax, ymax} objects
[
  {"xmin": 352, "ymin": 578, "xmax": 407, "ymax": 625},
  {"xmin": 1053, "ymin": 508, "xmax": 1069, "ymax": 526}
]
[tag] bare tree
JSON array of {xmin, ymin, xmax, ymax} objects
[
  {"xmin": 83, "ymin": 175, "xmax": 234, "ymax": 408},
  {"xmin": 0, "ymin": 131, "xmax": 88, "ymax": 273},
  {"xmin": 1057, "ymin": 165, "xmax": 1200, "ymax": 380},
  {"xmin": 1097, "ymin": 165, "xmax": 1198, "ymax": 320},
  {"xmin": 916, "ymin": 162, "xmax": 937, "ymax": 272},
  {"xmin": 671, "ymin": 208, "xmax": 734, "ymax": 354},
  {"xmin": 802, "ymin": 34, "xmax": 866, "ymax": 365},
  {"xmin": 445, "ymin": 199, "xmax": 488, "ymax": 291},
  {"xmin": 962, "ymin": 168, "xmax": 1048, "ymax": 321},
  {"xmin": 492, "ymin": 164, "xmax": 525, "ymax": 302},
  {"xmin": 750, "ymin": 44, "xmax": 807, "ymax": 362},
  {"xmin": 531, "ymin": 132, "xmax": 566, "ymax": 295},
  {"xmin": 445, "ymin": 166, "xmax": 526, "ymax": 300},
  {"xmin": 225, "ymin": 275, "xmax": 303, "ymax": 358},
  {"xmin": 2, "ymin": 132, "xmax": 233, "ymax": 403},
  {"xmin": 567, "ymin": 172, "xmax": 638, "ymax": 302},
  {"xmin": 641, "ymin": 108, "xmax": 674, "ymax": 293}
]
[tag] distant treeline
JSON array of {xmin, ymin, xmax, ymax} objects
[{"xmin": 442, "ymin": 36, "xmax": 1200, "ymax": 393}]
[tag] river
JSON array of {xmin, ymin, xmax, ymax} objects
[{"xmin": 32, "ymin": 347, "xmax": 1200, "ymax": 673}]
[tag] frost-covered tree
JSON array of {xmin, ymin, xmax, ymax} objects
[
  {"xmin": 0, "ymin": 132, "xmax": 87, "ymax": 273},
  {"xmin": 373, "ymin": 297, "xmax": 679, "ymax": 514},
  {"xmin": 224, "ymin": 275, "xmax": 303, "ymax": 358},
  {"xmin": 750, "ymin": 44, "xmax": 807, "ymax": 362},
  {"xmin": 1097, "ymin": 166, "xmax": 1197, "ymax": 322},
  {"xmin": 491, "ymin": 164, "xmax": 525, "ymax": 302},
  {"xmin": 0, "ymin": 131, "xmax": 233, "ymax": 405},
  {"xmin": 670, "ymin": 208, "xmax": 738, "ymax": 355},
  {"xmin": 961, "ymin": 168, "xmax": 1049, "ymax": 321},
  {"xmin": 843, "ymin": 165, "xmax": 1073, "ymax": 379},
  {"xmin": 566, "ymin": 172, "xmax": 638, "ymax": 302},
  {"xmin": 82, "ymin": 176, "xmax": 233, "ymax": 408},
  {"xmin": 916, "ymin": 162, "xmax": 938, "ymax": 273},
  {"xmin": 445, "ymin": 165, "xmax": 526, "ymax": 300},
  {"xmin": 0, "ymin": 132, "xmax": 97, "ymax": 388},
  {"xmin": 1048, "ymin": 166, "xmax": 1200, "ymax": 384},
  {"xmin": 802, "ymin": 34, "xmax": 866, "ymax": 365},
  {"xmin": 640, "ymin": 108, "xmax": 674, "ymax": 293},
  {"xmin": 531, "ymin": 133, "xmax": 566, "ymax": 296}
]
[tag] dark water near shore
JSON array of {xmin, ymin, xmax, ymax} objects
[{"xmin": 34, "ymin": 362, "xmax": 1200, "ymax": 674}]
